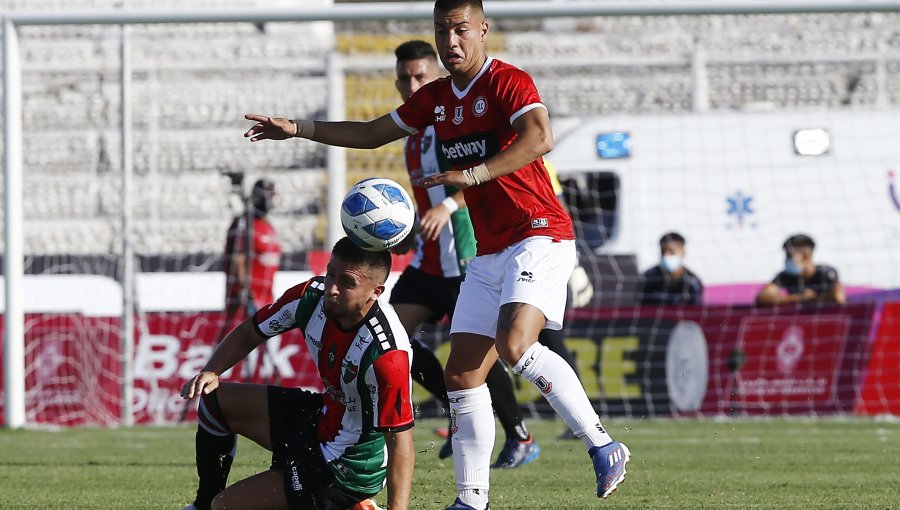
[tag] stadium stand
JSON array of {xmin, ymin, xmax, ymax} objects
[{"xmin": 3, "ymin": 1, "xmax": 900, "ymax": 262}]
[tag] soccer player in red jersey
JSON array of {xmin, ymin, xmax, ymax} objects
[
  {"xmin": 390, "ymin": 39, "xmax": 541, "ymax": 469},
  {"xmin": 243, "ymin": 1, "xmax": 630, "ymax": 507}
]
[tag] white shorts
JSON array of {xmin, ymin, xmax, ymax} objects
[{"xmin": 450, "ymin": 237, "xmax": 576, "ymax": 338}]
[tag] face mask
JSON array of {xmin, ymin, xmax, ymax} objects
[
  {"xmin": 784, "ymin": 259, "xmax": 801, "ymax": 276},
  {"xmin": 661, "ymin": 255, "xmax": 682, "ymax": 273}
]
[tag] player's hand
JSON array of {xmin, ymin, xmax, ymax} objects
[
  {"xmin": 422, "ymin": 170, "xmax": 470, "ymax": 190},
  {"xmin": 181, "ymin": 371, "xmax": 220, "ymax": 399},
  {"xmin": 419, "ymin": 203, "xmax": 453, "ymax": 241},
  {"xmin": 243, "ymin": 114, "xmax": 296, "ymax": 141},
  {"xmin": 800, "ymin": 288, "xmax": 818, "ymax": 302}
]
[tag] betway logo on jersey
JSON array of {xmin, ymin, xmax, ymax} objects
[{"xmin": 439, "ymin": 132, "xmax": 500, "ymax": 166}]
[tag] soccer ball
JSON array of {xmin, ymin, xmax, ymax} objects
[{"xmin": 340, "ymin": 177, "xmax": 415, "ymax": 251}]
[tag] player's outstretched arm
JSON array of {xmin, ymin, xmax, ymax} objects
[
  {"xmin": 384, "ymin": 427, "xmax": 414, "ymax": 510},
  {"xmin": 244, "ymin": 113, "xmax": 408, "ymax": 149},
  {"xmin": 422, "ymin": 107, "xmax": 553, "ymax": 190},
  {"xmin": 180, "ymin": 319, "xmax": 266, "ymax": 398}
]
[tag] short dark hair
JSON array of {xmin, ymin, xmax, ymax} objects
[
  {"xmin": 395, "ymin": 40, "xmax": 437, "ymax": 63},
  {"xmin": 783, "ymin": 233, "xmax": 816, "ymax": 252},
  {"xmin": 659, "ymin": 232, "xmax": 686, "ymax": 248},
  {"xmin": 434, "ymin": 0, "xmax": 484, "ymax": 14},
  {"xmin": 331, "ymin": 237, "xmax": 392, "ymax": 283},
  {"xmin": 251, "ymin": 178, "xmax": 275, "ymax": 198}
]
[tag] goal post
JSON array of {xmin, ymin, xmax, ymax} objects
[{"xmin": 4, "ymin": 0, "xmax": 900, "ymax": 428}]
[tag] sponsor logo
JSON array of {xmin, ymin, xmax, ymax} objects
[
  {"xmin": 442, "ymin": 139, "xmax": 487, "ymax": 160},
  {"xmin": 531, "ymin": 218, "xmax": 549, "ymax": 229},
  {"xmin": 473, "ymin": 96, "xmax": 487, "ymax": 117},
  {"xmin": 322, "ymin": 379, "xmax": 346, "ymax": 404},
  {"xmin": 307, "ymin": 332, "xmax": 322, "ymax": 350},
  {"xmin": 342, "ymin": 359, "xmax": 359, "ymax": 383},
  {"xmin": 517, "ymin": 271, "xmax": 534, "ymax": 283},
  {"xmin": 726, "ymin": 190, "xmax": 757, "ymax": 229},
  {"xmin": 354, "ymin": 334, "xmax": 366, "ymax": 350},
  {"xmin": 535, "ymin": 376, "xmax": 553, "ymax": 394},
  {"xmin": 514, "ymin": 350, "xmax": 536, "ymax": 375},
  {"xmin": 448, "ymin": 395, "xmax": 466, "ymax": 404},
  {"xmin": 439, "ymin": 132, "xmax": 500, "ymax": 166},
  {"xmin": 267, "ymin": 309, "xmax": 294, "ymax": 333},
  {"xmin": 776, "ymin": 325, "xmax": 805, "ymax": 374},
  {"xmin": 453, "ymin": 105, "xmax": 464, "ymax": 125},
  {"xmin": 434, "ymin": 105, "xmax": 446, "ymax": 123},
  {"xmin": 290, "ymin": 465, "xmax": 302, "ymax": 492},
  {"xmin": 889, "ymin": 170, "xmax": 900, "ymax": 213}
]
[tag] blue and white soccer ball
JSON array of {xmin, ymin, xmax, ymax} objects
[{"xmin": 341, "ymin": 177, "xmax": 415, "ymax": 251}]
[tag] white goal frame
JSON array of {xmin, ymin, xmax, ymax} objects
[{"xmin": 5, "ymin": 0, "xmax": 900, "ymax": 428}]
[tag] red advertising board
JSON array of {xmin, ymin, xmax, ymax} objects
[
  {"xmin": 1, "ymin": 312, "xmax": 321, "ymax": 426},
  {"xmin": 855, "ymin": 302, "xmax": 900, "ymax": 415},
  {"xmin": 734, "ymin": 316, "xmax": 849, "ymax": 412}
]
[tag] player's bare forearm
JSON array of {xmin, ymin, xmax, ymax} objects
[
  {"xmin": 244, "ymin": 113, "xmax": 407, "ymax": 149},
  {"xmin": 203, "ymin": 319, "xmax": 266, "ymax": 375},
  {"xmin": 483, "ymin": 108, "xmax": 554, "ymax": 179},
  {"xmin": 384, "ymin": 428, "xmax": 414, "ymax": 510}
]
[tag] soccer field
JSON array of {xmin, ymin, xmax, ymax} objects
[{"xmin": 0, "ymin": 418, "xmax": 896, "ymax": 509}]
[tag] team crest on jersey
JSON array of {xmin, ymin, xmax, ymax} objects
[
  {"xmin": 473, "ymin": 96, "xmax": 487, "ymax": 117},
  {"xmin": 342, "ymin": 359, "xmax": 359, "ymax": 384},
  {"xmin": 421, "ymin": 133, "xmax": 433, "ymax": 153},
  {"xmin": 453, "ymin": 106, "xmax": 464, "ymax": 125},
  {"xmin": 328, "ymin": 343, "xmax": 337, "ymax": 367},
  {"xmin": 434, "ymin": 105, "xmax": 446, "ymax": 122}
]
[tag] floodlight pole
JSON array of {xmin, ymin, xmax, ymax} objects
[{"xmin": 3, "ymin": 16, "xmax": 25, "ymax": 429}]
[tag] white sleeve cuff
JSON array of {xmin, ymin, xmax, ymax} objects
[
  {"xmin": 509, "ymin": 103, "xmax": 547, "ymax": 125},
  {"xmin": 390, "ymin": 110, "xmax": 418, "ymax": 134}
]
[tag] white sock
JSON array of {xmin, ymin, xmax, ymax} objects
[
  {"xmin": 448, "ymin": 384, "xmax": 493, "ymax": 510},
  {"xmin": 513, "ymin": 343, "xmax": 613, "ymax": 449}
]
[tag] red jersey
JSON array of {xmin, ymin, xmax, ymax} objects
[
  {"xmin": 391, "ymin": 57, "xmax": 573, "ymax": 255},
  {"xmin": 224, "ymin": 215, "xmax": 281, "ymax": 308}
]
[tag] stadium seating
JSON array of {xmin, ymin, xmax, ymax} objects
[{"xmin": 5, "ymin": 2, "xmax": 900, "ymax": 259}]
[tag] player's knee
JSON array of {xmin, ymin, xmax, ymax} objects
[{"xmin": 495, "ymin": 337, "xmax": 534, "ymax": 365}]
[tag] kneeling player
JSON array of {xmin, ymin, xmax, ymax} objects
[{"xmin": 180, "ymin": 238, "xmax": 414, "ymax": 510}]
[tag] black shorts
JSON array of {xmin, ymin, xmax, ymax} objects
[
  {"xmin": 389, "ymin": 265, "xmax": 464, "ymax": 323},
  {"xmin": 267, "ymin": 386, "xmax": 372, "ymax": 510}
]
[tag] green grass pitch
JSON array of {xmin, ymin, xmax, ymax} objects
[{"xmin": 0, "ymin": 418, "xmax": 896, "ymax": 509}]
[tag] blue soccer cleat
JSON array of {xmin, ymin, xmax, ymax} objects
[
  {"xmin": 444, "ymin": 498, "xmax": 489, "ymax": 510},
  {"xmin": 589, "ymin": 441, "xmax": 631, "ymax": 499},
  {"xmin": 491, "ymin": 435, "xmax": 541, "ymax": 469}
]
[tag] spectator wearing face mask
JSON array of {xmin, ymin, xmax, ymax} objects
[
  {"xmin": 637, "ymin": 232, "xmax": 703, "ymax": 306},
  {"xmin": 755, "ymin": 233, "xmax": 845, "ymax": 306}
]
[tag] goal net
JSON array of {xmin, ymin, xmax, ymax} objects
[{"xmin": 2, "ymin": 1, "xmax": 899, "ymax": 425}]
